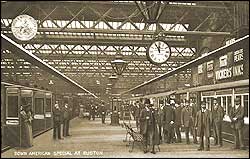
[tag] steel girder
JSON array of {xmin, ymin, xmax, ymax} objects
[
  {"xmin": 1, "ymin": 1, "xmax": 237, "ymax": 96},
  {"xmin": 1, "ymin": 34, "xmax": 98, "ymax": 98},
  {"xmin": 1, "ymin": 1, "xmax": 233, "ymax": 23}
]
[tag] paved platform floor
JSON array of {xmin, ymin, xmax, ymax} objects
[{"xmin": 1, "ymin": 117, "xmax": 249, "ymax": 158}]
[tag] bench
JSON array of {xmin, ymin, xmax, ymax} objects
[
  {"xmin": 122, "ymin": 122, "xmax": 143, "ymax": 152},
  {"xmin": 122, "ymin": 122, "xmax": 132, "ymax": 144},
  {"xmin": 127, "ymin": 127, "xmax": 144, "ymax": 152},
  {"xmin": 122, "ymin": 122, "xmax": 160, "ymax": 152}
]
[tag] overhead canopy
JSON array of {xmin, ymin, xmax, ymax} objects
[
  {"xmin": 121, "ymin": 34, "xmax": 249, "ymax": 95},
  {"xmin": 143, "ymin": 90, "xmax": 176, "ymax": 99},
  {"xmin": 1, "ymin": 33, "xmax": 98, "ymax": 98},
  {"xmin": 175, "ymin": 79, "xmax": 249, "ymax": 94}
]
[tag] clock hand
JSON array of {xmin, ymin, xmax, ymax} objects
[{"xmin": 155, "ymin": 43, "xmax": 161, "ymax": 53}]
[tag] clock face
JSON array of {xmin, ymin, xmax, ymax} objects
[
  {"xmin": 11, "ymin": 14, "xmax": 38, "ymax": 41},
  {"xmin": 147, "ymin": 41, "xmax": 171, "ymax": 64}
]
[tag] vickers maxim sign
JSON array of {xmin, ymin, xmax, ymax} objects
[
  {"xmin": 233, "ymin": 64, "xmax": 244, "ymax": 77},
  {"xmin": 215, "ymin": 67, "xmax": 232, "ymax": 80},
  {"xmin": 216, "ymin": 65, "xmax": 244, "ymax": 80}
]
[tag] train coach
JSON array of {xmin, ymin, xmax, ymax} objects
[
  {"xmin": 1, "ymin": 82, "xmax": 81, "ymax": 151},
  {"xmin": 1, "ymin": 82, "xmax": 53, "ymax": 149}
]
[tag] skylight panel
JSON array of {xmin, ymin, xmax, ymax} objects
[
  {"xmin": 121, "ymin": 22, "xmax": 129, "ymax": 30},
  {"xmin": 135, "ymin": 22, "xmax": 145, "ymax": 30},
  {"xmin": 169, "ymin": 2, "xmax": 196, "ymax": 5},
  {"xmin": 61, "ymin": 20, "xmax": 68, "ymax": 28},
  {"xmin": 74, "ymin": 45, "xmax": 82, "ymax": 50},
  {"xmin": 114, "ymin": 22, "xmax": 121, "ymax": 29},
  {"xmin": 100, "ymin": 21, "xmax": 109, "ymax": 29},
  {"xmin": 129, "ymin": 22, "xmax": 136, "ymax": 29},
  {"xmin": 50, "ymin": 44, "xmax": 58, "ymax": 49},
  {"xmin": 148, "ymin": 24, "xmax": 153, "ymax": 30},
  {"xmin": 47, "ymin": 20, "xmax": 53, "ymax": 27},
  {"xmin": 68, "ymin": 23, "xmax": 75, "ymax": 30},
  {"xmin": 69, "ymin": 21, "xmax": 74, "ymax": 28},
  {"xmin": 43, "ymin": 21, "xmax": 48, "ymax": 27},
  {"xmin": 69, "ymin": 45, "xmax": 76, "ymax": 50},
  {"xmin": 1, "ymin": 19, "xmax": 7, "ymax": 26},
  {"xmin": 56, "ymin": 20, "xmax": 62, "ymax": 27},
  {"xmin": 75, "ymin": 21, "xmax": 81, "ymax": 28},
  {"xmin": 7, "ymin": 19, "xmax": 12, "ymax": 26}
]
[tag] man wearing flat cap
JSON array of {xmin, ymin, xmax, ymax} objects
[
  {"xmin": 212, "ymin": 97, "xmax": 225, "ymax": 147},
  {"xmin": 229, "ymin": 97, "xmax": 245, "ymax": 150},
  {"xmin": 195, "ymin": 101, "xmax": 212, "ymax": 151}
]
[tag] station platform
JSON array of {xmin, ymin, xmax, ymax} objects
[{"xmin": 1, "ymin": 117, "xmax": 249, "ymax": 158}]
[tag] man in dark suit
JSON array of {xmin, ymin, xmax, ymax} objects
[
  {"xmin": 134, "ymin": 101, "xmax": 141, "ymax": 130},
  {"xmin": 212, "ymin": 98, "xmax": 225, "ymax": 147},
  {"xmin": 191, "ymin": 100, "xmax": 198, "ymax": 144},
  {"xmin": 100, "ymin": 102, "xmax": 107, "ymax": 124},
  {"xmin": 181, "ymin": 100, "xmax": 193, "ymax": 144},
  {"xmin": 195, "ymin": 101, "xmax": 212, "ymax": 151},
  {"xmin": 139, "ymin": 98, "xmax": 151, "ymax": 153},
  {"xmin": 158, "ymin": 100, "xmax": 164, "ymax": 143},
  {"xmin": 90, "ymin": 104, "xmax": 96, "ymax": 120},
  {"xmin": 148, "ymin": 104, "xmax": 160, "ymax": 154},
  {"xmin": 229, "ymin": 97, "xmax": 246, "ymax": 150},
  {"xmin": 63, "ymin": 103, "xmax": 71, "ymax": 137},
  {"xmin": 53, "ymin": 101, "xmax": 63, "ymax": 140},
  {"xmin": 174, "ymin": 102, "xmax": 182, "ymax": 143},
  {"xmin": 162, "ymin": 99, "xmax": 175, "ymax": 144}
]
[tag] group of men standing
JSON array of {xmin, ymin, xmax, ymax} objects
[
  {"xmin": 53, "ymin": 101, "xmax": 72, "ymax": 140},
  {"xmin": 133, "ymin": 96, "xmax": 246, "ymax": 154},
  {"xmin": 87, "ymin": 102, "xmax": 107, "ymax": 124}
]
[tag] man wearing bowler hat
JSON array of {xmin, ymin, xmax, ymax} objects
[
  {"xmin": 229, "ymin": 97, "xmax": 246, "ymax": 150},
  {"xmin": 139, "ymin": 98, "xmax": 152, "ymax": 153},
  {"xmin": 195, "ymin": 101, "xmax": 212, "ymax": 151}
]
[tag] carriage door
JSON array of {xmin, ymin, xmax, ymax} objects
[
  {"xmin": 5, "ymin": 87, "xmax": 21, "ymax": 147},
  {"xmin": 45, "ymin": 92, "xmax": 52, "ymax": 129},
  {"xmin": 33, "ymin": 91, "xmax": 46, "ymax": 135}
]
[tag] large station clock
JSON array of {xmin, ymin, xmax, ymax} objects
[
  {"xmin": 11, "ymin": 14, "xmax": 38, "ymax": 41},
  {"xmin": 146, "ymin": 40, "xmax": 171, "ymax": 65}
]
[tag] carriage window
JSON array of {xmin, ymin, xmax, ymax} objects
[
  {"xmin": 21, "ymin": 97, "xmax": 32, "ymax": 106},
  {"xmin": 243, "ymin": 95, "xmax": 249, "ymax": 117},
  {"xmin": 45, "ymin": 98, "xmax": 52, "ymax": 112},
  {"xmin": 7, "ymin": 96, "xmax": 18, "ymax": 118},
  {"xmin": 35, "ymin": 98, "xmax": 44, "ymax": 114},
  {"xmin": 227, "ymin": 96, "xmax": 232, "ymax": 115}
]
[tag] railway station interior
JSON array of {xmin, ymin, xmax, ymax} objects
[{"xmin": 1, "ymin": 1, "xmax": 249, "ymax": 158}]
